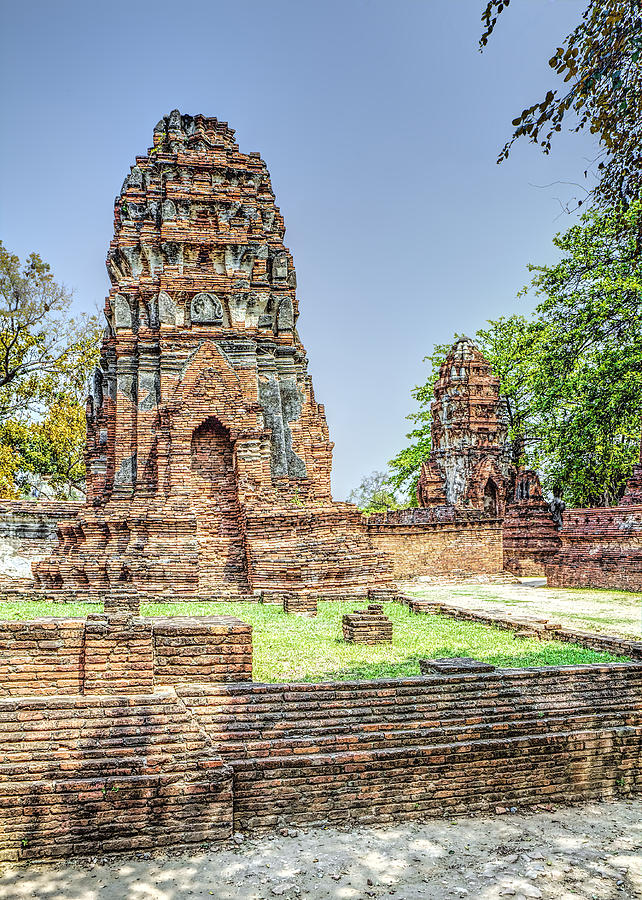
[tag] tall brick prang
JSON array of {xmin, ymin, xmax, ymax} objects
[{"xmin": 33, "ymin": 111, "xmax": 391, "ymax": 600}]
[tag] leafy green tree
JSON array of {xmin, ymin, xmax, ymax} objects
[
  {"xmin": 389, "ymin": 202, "xmax": 642, "ymax": 508},
  {"xmin": 0, "ymin": 242, "xmax": 99, "ymax": 498},
  {"xmin": 347, "ymin": 470, "xmax": 402, "ymax": 515},
  {"xmin": 521, "ymin": 200, "xmax": 642, "ymax": 505},
  {"xmin": 481, "ymin": 0, "xmax": 642, "ymax": 208}
]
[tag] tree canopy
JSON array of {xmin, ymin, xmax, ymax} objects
[
  {"xmin": 347, "ymin": 470, "xmax": 401, "ymax": 515},
  {"xmin": 388, "ymin": 201, "xmax": 642, "ymax": 508},
  {"xmin": 0, "ymin": 242, "xmax": 99, "ymax": 498},
  {"xmin": 481, "ymin": 0, "xmax": 642, "ymax": 208}
]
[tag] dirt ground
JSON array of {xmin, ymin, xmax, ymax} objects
[
  {"xmin": 402, "ymin": 578, "xmax": 642, "ymax": 639},
  {"xmin": 1, "ymin": 799, "xmax": 640, "ymax": 900}
]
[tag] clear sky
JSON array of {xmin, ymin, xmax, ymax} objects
[{"xmin": 0, "ymin": 0, "xmax": 595, "ymax": 499}]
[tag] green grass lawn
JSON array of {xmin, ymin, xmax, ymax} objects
[{"xmin": 0, "ymin": 599, "xmax": 627, "ymax": 682}]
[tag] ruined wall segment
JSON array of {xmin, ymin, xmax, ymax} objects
[
  {"xmin": 416, "ymin": 338, "xmax": 513, "ymax": 515},
  {"xmin": 502, "ymin": 470, "xmax": 561, "ymax": 576},
  {"xmin": 34, "ymin": 111, "xmax": 391, "ymax": 599}
]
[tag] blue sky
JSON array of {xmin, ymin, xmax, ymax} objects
[{"xmin": 0, "ymin": 0, "xmax": 595, "ymax": 498}]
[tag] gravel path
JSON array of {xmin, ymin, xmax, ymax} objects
[{"xmin": 1, "ymin": 799, "xmax": 640, "ymax": 900}]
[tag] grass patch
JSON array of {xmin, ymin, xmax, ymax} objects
[
  {"xmin": 0, "ymin": 601, "xmax": 100, "ymax": 619},
  {"xmin": 0, "ymin": 599, "xmax": 627, "ymax": 681}
]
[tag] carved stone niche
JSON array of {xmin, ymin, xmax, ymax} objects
[
  {"xmin": 158, "ymin": 291, "xmax": 176, "ymax": 326},
  {"xmin": 191, "ymin": 292, "xmax": 223, "ymax": 325},
  {"xmin": 277, "ymin": 296, "xmax": 294, "ymax": 332},
  {"xmin": 113, "ymin": 294, "xmax": 132, "ymax": 329},
  {"xmin": 273, "ymin": 252, "xmax": 288, "ymax": 282}
]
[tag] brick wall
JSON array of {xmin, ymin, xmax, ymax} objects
[
  {"xmin": 366, "ymin": 509, "xmax": 503, "ymax": 578},
  {"xmin": 546, "ymin": 505, "xmax": 642, "ymax": 590},
  {"xmin": 1, "ymin": 660, "xmax": 642, "ymax": 859},
  {"xmin": 0, "ymin": 615, "xmax": 252, "ymax": 696},
  {"xmin": 0, "ymin": 619, "xmax": 85, "ymax": 696},
  {"xmin": 0, "ymin": 690, "xmax": 232, "ymax": 861},
  {"xmin": 153, "ymin": 616, "xmax": 252, "ymax": 683},
  {"xmin": 179, "ymin": 664, "xmax": 642, "ymax": 830}
]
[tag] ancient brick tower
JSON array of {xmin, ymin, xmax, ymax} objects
[
  {"xmin": 34, "ymin": 111, "xmax": 390, "ymax": 599},
  {"xmin": 416, "ymin": 337, "xmax": 513, "ymax": 514}
]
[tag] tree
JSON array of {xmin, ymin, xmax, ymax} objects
[
  {"xmin": 347, "ymin": 471, "xmax": 402, "ymax": 515},
  {"xmin": 481, "ymin": 0, "xmax": 642, "ymax": 208},
  {"xmin": 519, "ymin": 200, "xmax": 642, "ymax": 505},
  {"xmin": 389, "ymin": 202, "xmax": 642, "ymax": 508},
  {"xmin": 0, "ymin": 242, "xmax": 100, "ymax": 498}
]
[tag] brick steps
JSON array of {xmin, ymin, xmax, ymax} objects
[
  {"xmin": 0, "ymin": 689, "xmax": 233, "ymax": 860},
  {"xmin": 177, "ymin": 666, "xmax": 642, "ymax": 829}
]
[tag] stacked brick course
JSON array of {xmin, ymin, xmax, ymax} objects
[
  {"xmin": 0, "ymin": 691, "xmax": 232, "ymax": 861},
  {"xmin": 0, "ymin": 619, "xmax": 85, "ymax": 696},
  {"xmin": 33, "ymin": 111, "xmax": 391, "ymax": 601},
  {"xmin": 153, "ymin": 616, "xmax": 252, "ymax": 682},
  {"xmin": 545, "ymin": 504, "xmax": 642, "ymax": 590},
  {"xmin": 83, "ymin": 614, "xmax": 154, "ymax": 694},
  {"xmin": 366, "ymin": 508, "xmax": 503, "ymax": 578},
  {"xmin": 502, "ymin": 470, "xmax": 561, "ymax": 575},
  {"xmin": 342, "ymin": 604, "xmax": 393, "ymax": 643},
  {"xmin": 178, "ymin": 664, "xmax": 642, "ymax": 831},
  {"xmin": 283, "ymin": 593, "xmax": 318, "ymax": 616},
  {"xmin": 0, "ymin": 614, "xmax": 251, "ymax": 696}
]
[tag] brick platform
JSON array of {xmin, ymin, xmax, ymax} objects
[{"xmin": 342, "ymin": 604, "xmax": 393, "ymax": 643}]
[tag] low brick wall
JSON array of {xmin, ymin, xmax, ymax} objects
[
  {"xmin": 283, "ymin": 594, "xmax": 318, "ymax": 617},
  {"xmin": 153, "ymin": 616, "xmax": 252, "ymax": 684},
  {"xmin": 0, "ymin": 690, "xmax": 233, "ymax": 861},
  {"xmin": 2, "ymin": 659, "xmax": 642, "ymax": 859},
  {"xmin": 366, "ymin": 509, "xmax": 503, "ymax": 578},
  {"xmin": 406, "ymin": 597, "xmax": 642, "ymax": 659},
  {"xmin": 0, "ymin": 619, "xmax": 85, "ymax": 696},
  {"xmin": 179, "ymin": 664, "xmax": 642, "ymax": 830},
  {"xmin": 0, "ymin": 615, "xmax": 252, "ymax": 696},
  {"xmin": 545, "ymin": 505, "xmax": 642, "ymax": 591}
]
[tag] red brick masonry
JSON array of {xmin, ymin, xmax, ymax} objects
[
  {"xmin": 545, "ymin": 505, "xmax": 642, "ymax": 590},
  {"xmin": 179, "ymin": 665, "xmax": 642, "ymax": 832},
  {"xmin": 0, "ymin": 615, "xmax": 252, "ymax": 696},
  {"xmin": 1, "ymin": 655, "xmax": 642, "ymax": 860}
]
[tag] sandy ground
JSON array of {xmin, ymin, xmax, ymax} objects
[
  {"xmin": 1, "ymin": 799, "xmax": 640, "ymax": 900},
  {"xmin": 402, "ymin": 579, "xmax": 642, "ymax": 640}
]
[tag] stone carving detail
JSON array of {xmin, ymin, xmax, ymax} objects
[
  {"xmin": 191, "ymin": 292, "xmax": 223, "ymax": 324},
  {"xmin": 277, "ymin": 297, "xmax": 294, "ymax": 332},
  {"xmin": 158, "ymin": 292, "xmax": 176, "ymax": 325},
  {"xmin": 113, "ymin": 295, "xmax": 132, "ymax": 329}
]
